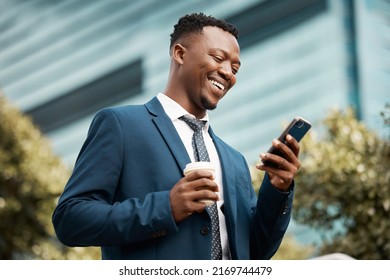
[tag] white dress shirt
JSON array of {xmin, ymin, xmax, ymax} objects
[{"xmin": 157, "ymin": 93, "xmax": 230, "ymax": 260}]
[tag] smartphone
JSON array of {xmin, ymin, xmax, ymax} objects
[{"xmin": 261, "ymin": 116, "xmax": 312, "ymax": 168}]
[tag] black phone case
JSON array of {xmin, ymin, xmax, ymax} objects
[{"xmin": 262, "ymin": 117, "xmax": 311, "ymax": 168}]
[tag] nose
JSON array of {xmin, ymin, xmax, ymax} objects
[
  {"xmin": 218, "ymin": 65, "xmax": 234, "ymax": 81},
  {"xmin": 218, "ymin": 65, "xmax": 236, "ymax": 88}
]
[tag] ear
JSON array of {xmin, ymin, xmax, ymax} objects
[{"xmin": 172, "ymin": 43, "xmax": 186, "ymax": 65}]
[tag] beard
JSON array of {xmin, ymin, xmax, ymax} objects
[{"xmin": 200, "ymin": 94, "xmax": 217, "ymax": 111}]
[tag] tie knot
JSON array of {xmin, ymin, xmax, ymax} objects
[{"xmin": 179, "ymin": 116, "xmax": 206, "ymax": 132}]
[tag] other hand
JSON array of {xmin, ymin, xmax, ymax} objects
[{"xmin": 256, "ymin": 134, "xmax": 301, "ymax": 191}]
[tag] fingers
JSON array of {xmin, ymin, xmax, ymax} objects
[
  {"xmin": 184, "ymin": 170, "xmax": 215, "ymax": 182},
  {"xmin": 184, "ymin": 170, "xmax": 219, "ymax": 193},
  {"xmin": 286, "ymin": 134, "xmax": 300, "ymax": 157},
  {"xmin": 258, "ymin": 135, "xmax": 301, "ymax": 170},
  {"xmin": 256, "ymin": 135, "xmax": 301, "ymax": 191},
  {"xmin": 272, "ymin": 137, "xmax": 298, "ymax": 165},
  {"xmin": 257, "ymin": 159, "xmax": 298, "ymax": 191},
  {"xmin": 170, "ymin": 171, "xmax": 219, "ymax": 222}
]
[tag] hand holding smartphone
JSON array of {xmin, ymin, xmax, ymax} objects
[{"xmin": 261, "ymin": 117, "xmax": 311, "ymax": 168}]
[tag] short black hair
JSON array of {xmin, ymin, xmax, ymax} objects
[{"xmin": 169, "ymin": 13, "xmax": 239, "ymax": 50}]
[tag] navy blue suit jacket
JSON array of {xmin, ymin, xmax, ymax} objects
[{"xmin": 52, "ymin": 97, "xmax": 293, "ymax": 260}]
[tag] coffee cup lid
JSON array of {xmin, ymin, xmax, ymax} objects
[{"xmin": 183, "ymin": 161, "xmax": 215, "ymax": 174}]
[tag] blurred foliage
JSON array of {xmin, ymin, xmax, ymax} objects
[
  {"xmin": 271, "ymin": 234, "xmax": 315, "ymax": 260},
  {"xmin": 293, "ymin": 107, "xmax": 390, "ymax": 259},
  {"xmin": 0, "ymin": 93, "xmax": 99, "ymax": 259},
  {"xmin": 252, "ymin": 106, "xmax": 390, "ymax": 259}
]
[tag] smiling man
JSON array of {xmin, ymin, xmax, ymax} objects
[
  {"xmin": 166, "ymin": 23, "xmax": 241, "ymax": 116},
  {"xmin": 52, "ymin": 13, "xmax": 301, "ymax": 260}
]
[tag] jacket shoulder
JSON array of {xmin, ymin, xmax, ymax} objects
[
  {"xmin": 94, "ymin": 97, "xmax": 161, "ymax": 120},
  {"xmin": 97, "ymin": 104, "xmax": 145, "ymax": 116}
]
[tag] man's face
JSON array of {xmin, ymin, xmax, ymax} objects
[{"xmin": 178, "ymin": 26, "xmax": 241, "ymax": 117}]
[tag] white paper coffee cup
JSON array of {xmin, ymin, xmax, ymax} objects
[{"xmin": 183, "ymin": 162, "xmax": 216, "ymax": 206}]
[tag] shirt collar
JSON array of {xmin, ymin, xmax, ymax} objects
[{"xmin": 157, "ymin": 93, "xmax": 210, "ymax": 130}]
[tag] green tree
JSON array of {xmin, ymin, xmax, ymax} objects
[
  {"xmin": 271, "ymin": 234, "xmax": 314, "ymax": 260},
  {"xmin": 292, "ymin": 108, "xmax": 389, "ymax": 259},
  {"xmin": 0, "ymin": 92, "xmax": 99, "ymax": 259},
  {"xmin": 252, "ymin": 107, "xmax": 390, "ymax": 259}
]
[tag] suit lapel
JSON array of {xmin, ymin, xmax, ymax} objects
[{"xmin": 145, "ymin": 97, "xmax": 190, "ymax": 172}]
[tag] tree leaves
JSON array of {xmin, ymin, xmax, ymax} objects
[
  {"xmin": 293, "ymin": 108, "xmax": 390, "ymax": 259},
  {"xmin": 252, "ymin": 107, "xmax": 390, "ymax": 259},
  {"xmin": 0, "ymin": 93, "xmax": 99, "ymax": 259}
]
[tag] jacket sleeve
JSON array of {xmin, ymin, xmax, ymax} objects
[
  {"xmin": 250, "ymin": 173, "xmax": 294, "ymax": 259},
  {"xmin": 52, "ymin": 109, "xmax": 178, "ymax": 247}
]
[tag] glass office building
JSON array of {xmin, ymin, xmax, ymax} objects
[{"xmin": 1, "ymin": 0, "xmax": 389, "ymax": 243}]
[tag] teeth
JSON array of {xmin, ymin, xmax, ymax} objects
[{"xmin": 210, "ymin": 79, "xmax": 225, "ymax": 91}]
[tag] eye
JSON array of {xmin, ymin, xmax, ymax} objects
[
  {"xmin": 213, "ymin": 55, "xmax": 223, "ymax": 62},
  {"xmin": 232, "ymin": 65, "xmax": 240, "ymax": 75}
]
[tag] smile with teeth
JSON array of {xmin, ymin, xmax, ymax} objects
[{"xmin": 209, "ymin": 79, "xmax": 225, "ymax": 91}]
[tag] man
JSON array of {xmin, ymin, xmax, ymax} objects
[{"xmin": 52, "ymin": 13, "xmax": 301, "ymax": 260}]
